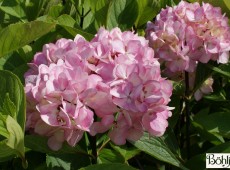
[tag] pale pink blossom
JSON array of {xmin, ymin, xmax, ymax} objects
[
  {"xmin": 146, "ymin": 1, "xmax": 230, "ymax": 73},
  {"xmin": 25, "ymin": 27, "xmax": 173, "ymax": 149}
]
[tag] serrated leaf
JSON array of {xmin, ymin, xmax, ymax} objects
[
  {"xmin": 80, "ymin": 163, "xmax": 138, "ymax": 170},
  {"xmin": 0, "ymin": 70, "xmax": 26, "ymax": 130},
  {"xmin": 131, "ymin": 133, "xmax": 186, "ymax": 169},
  {"xmin": 106, "ymin": 0, "xmax": 139, "ymax": 30},
  {"xmin": 0, "ymin": 21, "xmax": 56, "ymax": 57},
  {"xmin": 98, "ymin": 148, "xmax": 125, "ymax": 164}
]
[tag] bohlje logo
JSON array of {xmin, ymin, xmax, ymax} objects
[{"xmin": 206, "ymin": 153, "xmax": 230, "ymax": 168}]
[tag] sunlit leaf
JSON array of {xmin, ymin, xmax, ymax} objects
[
  {"xmin": 0, "ymin": 21, "xmax": 56, "ymax": 57},
  {"xmin": 106, "ymin": 0, "xmax": 139, "ymax": 30},
  {"xmin": 0, "ymin": 70, "xmax": 26, "ymax": 130}
]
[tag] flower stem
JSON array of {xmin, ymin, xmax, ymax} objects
[
  {"xmin": 97, "ymin": 138, "xmax": 110, "ymax": 155},
  {"xmin": 185, "ymin": 71, "xmax": 190, "ymax": 159}
]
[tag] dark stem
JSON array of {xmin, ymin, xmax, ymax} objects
[
  {"xmin": 88, "ymin": 133, "xmax": 97, "ymax": 164},
  {"xmin": 80, "ymin": 7, "xmax": 84, "ymax": 28},
  {"xmin": 185, "ymin": 71, "xmax": 190, "ymax": 159},
  {"xmin": 88, "ymin": 110, "xmax": 98, "ymax": 164}
]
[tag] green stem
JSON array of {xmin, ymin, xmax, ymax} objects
[{"xmin": 97, "ymin": 139, "xmax": 110, "ymax": 155}]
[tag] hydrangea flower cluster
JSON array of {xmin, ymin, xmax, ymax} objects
[
  {"xmin": 146, "ymin": 1, "xmax": 230, "ymax": 73},
  {"xmin": 25, "ymin": 27, "xmax": 173, "ymax": 150}
]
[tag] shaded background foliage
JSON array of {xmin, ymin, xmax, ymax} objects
[{"xmin": 0, "ymin": 0, "xmax": 229, "ymax": 169}]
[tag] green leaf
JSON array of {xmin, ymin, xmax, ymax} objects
[
  {"xmin": 0, "ymin": 140, "xmax": 15, "ymax": 160},
  {"xmin": 0, "ymin": 115, "xmax": 26, "ymax": 167},
  {"xmin": 80, "ymin": 163, "xmax": 138, "ymax": 170},
  {"xmin": 46, "ymin": 153, "xmax": 90, "ymax": 170},
  {"xmin": 0, "ymin": 50, "xmax": 30, "ymax": 83},
  {"xmin": 131, "ymin": 133, "xmax": 186, "ymax": 169},
  {"xmin": 0, "ymin": 70, "xmax": 26, "ymax": 131},
  {"xmin": 46, "ymin": 154, "xmax": 71, "ymax": 170},
  {"xmin": 106, "ymin": 0, "xmax": 139, "ymax": 30},
  {"xmin": 57, "ymin": 14, "xmax": 94, "ymax": 40},
  {"xmin": 135, "ymin": 0, "xmax": 161, "ymax": 27},
  {"xmin": 24, "ymin": 0, "xmax": 48, "ymax": 21},
  {"xmin": 81, "ymin": 0, "xmax": 95, "ymax": 30},
  {"xmin": 98, "ymin": 148, "xmax": 125, "ymax": 164},
  {"xmin": 5, "ymin": 115, "xmax": 24, "ymax": 158},
  {"xmin": 57, "ymin": 14, "xmax": 76, "ymax": 27},
  {"xmin": 0, "ymin": 21, "xmax": 56, "ymax": 57},
  {"xmin": 208, "ymin": 141, "xmax": 230, "ymax": 153},
  {"xmin": 48, "ymin": 4, "xmax": 64, "ymax": 18},
  {"xmin": 110, "ymin": 144, "xmax": 140, "ymax": 161},
  {"xmin": 0, "ymin": 0, "xmax": 26, "ymax": 20},
  {"xmin": 0, "ymin": 113, "xmax": 9, "ymax": 139},
  {"xmin": 0, "ymin": 93, "xmax": 16, "ymax": 119},
  {"xmin": 224, "ymin": 0, "xmax": 230, "ymax": 10},
  {"xmin": 161, "ymin": 128, "xmax": 181, "ymax": 156},
  {"xmin": 89, "ymin": 0, "xmax": 109, "ymax": 29},
  {"xmin": 194, "ymin": 112, "xmax": 230, "ymax": 139},
  {"xmin": 207, "ymin": 64, "xmax": 230, "ymax": 78},
  {"xmin": 192, "ymin": 121, "xmax": 224, "ymax": 145},
  {"xmin": 57, "ymin": 25, "xmax": 94, "ymax": 41},
  {"xmin": 25, "ymin": 135, "xmax": 86, "ymax": 155}
]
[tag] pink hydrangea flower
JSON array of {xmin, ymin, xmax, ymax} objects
[
  {"xmin": 25, "ymin": 27, "xmax": 173, "ymax": 150},
  {"xmin": 146, "ymin": 1, "xmax": 230, "ymax": 73}
]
